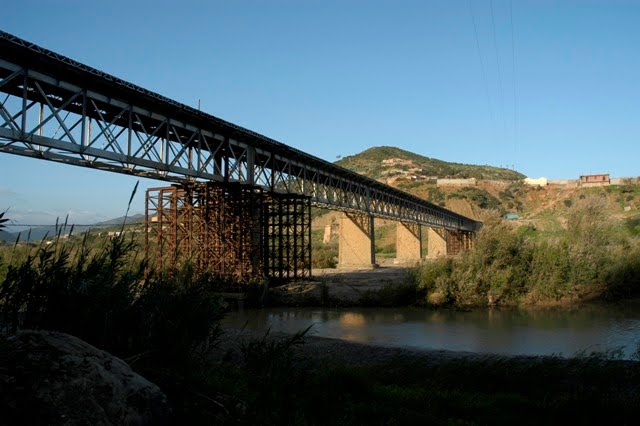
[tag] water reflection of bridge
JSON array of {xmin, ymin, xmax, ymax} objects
[{"xmin": 0, "ymin": 31, "xmax": 480, "ymax": 282}]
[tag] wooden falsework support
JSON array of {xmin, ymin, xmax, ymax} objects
[
  {"xmin": 427, "ymin": 227, "xmax": 475, "ymax": 258},
  {"xmin": 338, "ymin": 212, "xmax": 377, "ymax": 268},
  {"xmin": 446, "ymin": 230, "xmax": 474, "ymax": 255},
  {"xmin": 145, "ymin": 182, "xmax": 311, "ymax": 283},
  {"xmin": 395, "ymin": 222, "xmax": 422, "ymax": 265}
]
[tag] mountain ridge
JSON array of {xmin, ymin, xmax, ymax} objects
[
  {"xmin": 336, "ymin": 146, "xmax": 525, "ymax": 181},
  {"xmin": 0, "ymin": 214, "xmax": 146, "ymax": 242}
]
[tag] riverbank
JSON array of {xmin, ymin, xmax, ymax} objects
[
  {"xmin": 223, "ymin": 301, "xmax": 640, "ymax": 359},
  {"xmin": 268, "ymin": 266, "xmax": 415, "ymax": 306},
  {"xmin": 204, "ymin": 325, "xmax": 640, "ymax": 424}
]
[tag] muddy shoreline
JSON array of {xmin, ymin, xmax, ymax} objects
[
  {"xmin": 268, "ymin": 266, "xmax": 414, "ymax": 306},
  {"xmin": 216, "ymin": 325, "xmax": 640, "ymax": 369}
]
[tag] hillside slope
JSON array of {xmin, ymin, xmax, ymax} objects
[
  {"xmin": 336, "ymin": 146, "xmax": 525, "ymax": 181},
  {"xmin": 330, "ymin": 146, "xmax": 640, "ymax": 232}
]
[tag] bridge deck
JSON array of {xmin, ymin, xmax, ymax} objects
[{"xmin": 0, "ymin": 30, "xmax": 479, "ymax": 231}]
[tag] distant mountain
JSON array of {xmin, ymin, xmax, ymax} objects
[
  {"xmin": 336, "ymin": 146, "xmax": 525, "ymax": 181},
  {"xmin": 0, "ymin": 213, "xmax": 146, "ymax": 242},
  {"xmin": 2, "ymin": 225, "xmax": 70, "ymax": 242},
  {"xmin": 0, "ymin": 229, "xmax": 13, "ymax": 242},
  {"xmin": 94, "ymin": 213, "xmax": 146, "ymax": 226}
]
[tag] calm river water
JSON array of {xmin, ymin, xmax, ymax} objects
[{"xmin": 224, "ymin": 300, "xmax": 640, "ymax": 359}]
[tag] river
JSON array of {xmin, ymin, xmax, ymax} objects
[{"xmin": 223, "ymin": 300, "xmax": 640, "ymax": 359}]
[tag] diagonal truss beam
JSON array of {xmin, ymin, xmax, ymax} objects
[{"xmin": 0, "ymin": 30, "xmax": 480, "ymax": 232}]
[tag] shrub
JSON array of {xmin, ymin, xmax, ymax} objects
[
  {"xmin": 448, "ymin": 188, "xmax": 502, "ymax": 211},
  {"xmin": 311, "ymin": 228, "xmax": 338, "ymax": 268},
  {"xmin": 414, "ymin": 197, "xmax": 640, "ymax": 306},
  {"xmin": 625, "ymin": 215, "xmax": 640, "ymax": 236},
  {"xmin": 0, "ymin": 232, "xmax": 224, "ymax": 367}
]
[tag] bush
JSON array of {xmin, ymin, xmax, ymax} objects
[
  {"xmin": 238, "ymin": 327, "xmax": 311, "ymax": 422},
  {"xmin": 311, "ymin": 229, "xmax": 338, "ymax": 268},
  {"xmin": 0, "ymin": 232, "xmax": 224, "ymax": 367},
  {"xmin": 414, "ymin": 198, "xmax": 640, "ymax": 306},
  {"xmin": 448, "ymin": 188, "xmax": 502, "ymax": 211},
  {"xmin": 625, "ymin": 215, "xmax": 640, "ymax": 236}
]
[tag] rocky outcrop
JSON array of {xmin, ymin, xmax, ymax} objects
[{"xmin": 0, "ymin": 330, "xmax": 170, "ymax": 425}]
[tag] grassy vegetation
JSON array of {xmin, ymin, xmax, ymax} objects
[
  {"xmin": 0, "ymin": 226, "xmax": 236, "ymax": 422},
  {"xmin": 2, "ymin": 223, "xmax": 639, "ymax": 423},
  {"xmin": 0, "ymin": 230, "xmax": 225, "ymax": 362},
  {"xmin": 413, "ymin": 197, "xmax": 640, "ymax": 307},
  {"xmin": 2, "ymin": 206, "xmax": 640, "ymax": 423},
  {"xmin": 311, "ymin": 229, "xmax": 337, "ymax": 268},
  {"xmin": 374, "ymin": 223, "xmax": 396, "ymax": 258},
  {"xmin": 626, "ymin": 214, "xmax": 640, "ymax": 236},
  {"xmin": 448, "ymin": 187, "xmax": 503, "ymax": 211},
  {"xmin": 189, "ymin": 331, "xmax": 640, "ymax": 425}
]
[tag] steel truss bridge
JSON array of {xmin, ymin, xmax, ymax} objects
[{"xmin": 0, "ymin": 30, "xmax": 479, "ymax": 233}]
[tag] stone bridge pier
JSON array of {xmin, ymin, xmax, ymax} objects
[
  {"xmin": 338, "ymin": 212, "xmax": 377, "ymax": 268},
  {"xmin": 394, "ymin": 222, "xmax": 422, "ymax": 265},
  {"xmin": 338, "ymin": 216, "xmax": 476, "ymax": 267}
]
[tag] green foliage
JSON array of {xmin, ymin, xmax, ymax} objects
[
  {"xmin": 312, "ymin": 244, "xmax": 338, "ymax": 268},
  {"xmin": 448, "ymin": 187, "xmax": 502, "ymax": 211},
  {"xmin": 237, "ymin": 327, "xmax": 311, "ymax": 423},
  {"xmin": 625, "ymin": 215, "xmax": 640, "ymax": 236},
  {"xmin": 201, "ymin": 337, "xmax": 640, "ymax": 424},
  {"xmin": 564, "ymin": 198, "xmax": 573, "ymax": 208},
  {"xmin": 426, "ymin": 186, "xmax": 445, "ymax": 205},
  {"xmin": 311, "ymin": 229, "xmax": 337, "ymax": 268},
  {"xmin": 414, "ymin": 198, "xmax": 640, "ymax": 306},
  {"xmin": 0, "ymin": 232, "xmax": 224, "ymax": 366}
]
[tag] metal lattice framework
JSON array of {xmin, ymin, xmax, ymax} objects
[
  {"xmin": 0, "ymin": 30, "xmax": 479, "ymax": 232},
  {"xmin": 263, "ymin": 193, "xmax": 312, "ymax": 280}
]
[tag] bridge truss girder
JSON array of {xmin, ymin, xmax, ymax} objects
[{"xmin": 0, "ymin": 31, "xmax": 479, "ymax": 232}]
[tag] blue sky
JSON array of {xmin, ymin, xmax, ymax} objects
[{"xmin": 1, "ymin": 0, "xmax": 639, "ymax": 225}]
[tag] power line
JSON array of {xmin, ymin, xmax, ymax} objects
[
  {"xmin": 509, "ymin": 0, "xmax": 518, "ymax": 169},
  {"xmin": 489, "ymin": 0, "xmax": 507, "ymax": 147},
  {"xmin": 468, "ymin": 0, "xmax": 495, "ymax": 129}
]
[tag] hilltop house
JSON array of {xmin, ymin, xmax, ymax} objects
[
  {"xmin": 579, "ymin": 174, "xmax": 610, "ymax": 187},
  {"xmin": 524, "ymin": 177, "xmax": 548, "ymax": 187},
  {"xmin": 381, "ymin": 158, "xmax": 404, "ymax": 165}
]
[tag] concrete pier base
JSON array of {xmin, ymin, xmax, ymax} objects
[
  {"xmin": 338, "ymin": 213, "xmax": 377, "ymax": 268},
  {"xmin": 427, "ymin": 227, "xmax": 447, "ymax": 259},
  {"xmin": 394, "ymin": 222, "xmax": 422, "ymax": 265}
]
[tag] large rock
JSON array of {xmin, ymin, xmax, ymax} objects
[{"xmin": 0, "ymin": 330, "xmax": 170, "ymax": 425}]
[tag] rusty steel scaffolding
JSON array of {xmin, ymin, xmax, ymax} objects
[
  {"xmin": 263, "ymin": 193, "xmax": 312, "ymax": 281},
  {"xmin": 145, "ymin": 182, "xmax": 311, "ymax": 282},
  {"xmin": 446, "ymin": 230, "xmax": 475, "ymax": 255}
]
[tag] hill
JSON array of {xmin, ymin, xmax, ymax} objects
[
  {"xmin": 94, "ymin": 214, "xmax": 145, "ymax": 226},
  {"xmin": 0, "ymin": 230, "xmax": 12, "ymax": 242},
  {"xmin": 329, "ymin": 146, "xmax": 640, "ymax": 237},
  {"xmin": 336, "ymin": 146, "xmax": 525, "ymax": 181}
]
